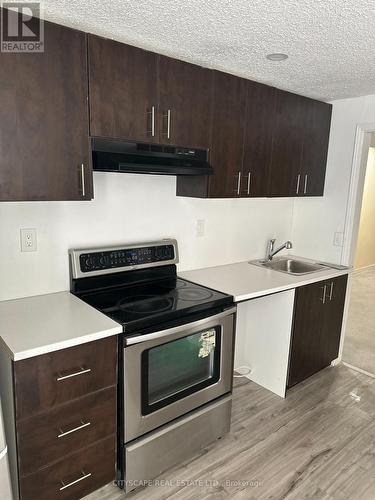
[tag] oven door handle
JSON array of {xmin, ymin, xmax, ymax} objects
[{"xmin": 125, "ymin": 306, "xmax": 237, "ymax": 346}]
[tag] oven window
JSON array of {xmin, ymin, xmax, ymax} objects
[{"xmin": 141, "ymin": 327, "xmax": 221, "ymax": 414}]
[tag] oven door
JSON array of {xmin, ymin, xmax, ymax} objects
[{"xmin": 123, "ymin": 307, "xmax": 236, "ymax": 442}]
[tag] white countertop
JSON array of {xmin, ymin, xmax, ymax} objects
[
  {"xmin": 180, "ymin": 257, "xmax": 350, "ymax": 302},
  {"xmin": 0, "ymin": 292, "xmax": 122, "ymax": 361}
]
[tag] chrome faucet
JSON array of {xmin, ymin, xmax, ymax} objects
[{"xmin": 265, "ymin": 239, "xmax": 293, "ymax": 261}]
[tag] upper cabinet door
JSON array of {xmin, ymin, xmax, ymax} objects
[
  {"xmin": 268, "ymin": 90, "xmax": 306, "ymax": 197},
  {"xmin": 88, "ymin": 35, "xmax": 158, "ymax": 142},
  {"xmin": 300, "ymin": 99, "xmax": 332, "ymax": 196},
  {"xmin": 242, "ymin": 82, "xmax": 276, "ymax": 197},
  {"xmin": 208, "ymin": 72, "xmax": 247, "ymax": 198},
  {"xmin": 0, "ymin": 17, "xmax": 91, "ymax": 201},
  {"xmin": 158, "ymin": 56, "xmax": 213, "ymax": 148}
]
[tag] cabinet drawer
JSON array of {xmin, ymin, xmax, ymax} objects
[
  {"xmin": 18, "ymin": 386, "xmax": 116, "ymax": 476},
  {"xmin": 19, "ymin": 436, "xmax": 115, "ymax": 500},
  {"xmin": 14, "ymin": 336, "xmax": 117, "ymax": 420}
]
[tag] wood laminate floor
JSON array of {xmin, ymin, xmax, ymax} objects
[
  {"xmin": 342, "ymin": 267, "xmax": 375, "ymax": 374},
  {"xmin": 85, "ymin": 364, "xmax": 375, "ymax": 500}
]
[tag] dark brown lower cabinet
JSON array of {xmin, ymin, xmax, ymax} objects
[
  {"xmin": 19, "ymin": 437, "xmax": 115, "ymax": 500},
  {"xmin": 17, "ymin": 387, "xmax": 116, "ymax": 476},
  {"xmin": 6, "ymin": 337, "xmax": 118, "ymax": 500},
  {"xmin": 288, "ymin": 274, "xmax": 348, "ymax": 388},
  {"xmin": 14, "ymin": 336, "xmax": 117, "ymax": 419}
]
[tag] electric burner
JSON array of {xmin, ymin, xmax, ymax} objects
[
  {"xmin": 117, "ymin": 295, "xmax": 174, "ymax": 314},
  {"xmin": 177, "ymin": 287, "xmax": 214, "ymax": 301}
]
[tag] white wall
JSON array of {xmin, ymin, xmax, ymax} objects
[
  {"xmin": 0, "ymin": 173, "xmax": 294, "ymax": 301},
  {"xmin": 292, "ymin": 94, "xmax": 375, "ymax": 265}
]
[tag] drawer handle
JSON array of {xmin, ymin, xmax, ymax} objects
[
  {"xmin": 58, "ymin": 420, "xmax": 91, "ymax": 438},
  {"xmin": 59, "ymin": 470, "xmax": 92, "ymax": 491},
  {"xmin": 56, "ymin": 367, "xmax": 91, "ymax": 382}
]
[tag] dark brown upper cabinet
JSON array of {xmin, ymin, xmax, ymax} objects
[
  {"xmin": 158, "ymin": 56, "xmax": 213, "ymax": 148},
  {"xmin": 177, "ymin": 79, "xmax": 331, "ymax": 200},
  {"xmin": 268, "ymin": 90, "xmax": 306, "ymax": 197},
  {"xmin": 0, "ymin": 14, "xmax": 91, "ymax": 201},
  {"xmin": 176, "ymin": 71, "xmax": 246, "ymax": 198},
  {"xmin": 88, "ymin": 35, "xmax": 158, "ymax": 143},
  {"xmin": 0, "ymin": 10, "xmax": 332, "ymax": 202},
  {"xmin": 299, "ymin": 98, "xmax": 332, "ymax": 196},
  {"xmin": 288, "ymin": 274, "xmax": 348, "ymax": 388},
  {"xmin": 89, "ymin": 39, "xmax": 212, "ymax": 149},
  {"xmin": 268, "ymin": 90, "xmax": 332, "ymax": 198},
  {"xmin": 177, "ymin": 75, "xmax": 276, "ymax": 199},
  {"xmin": 208, "ymin": 72, "xmax": 247, "ymax": 198},
  {"xmin": 242, "ymin": 81, "xmax": 276, "ymax": 197}
]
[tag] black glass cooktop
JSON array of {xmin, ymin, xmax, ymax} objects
[{"xmin": 78, "ymin": 277, "xmax": 233, "ymax": 332}]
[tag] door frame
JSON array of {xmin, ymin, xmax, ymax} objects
[
  {"xmin": 336, "ymin": 123, "xmax": 375, "ymax": 362},
  {"xmin": 341, "ymin": 123, "xmax": 375, "ymax": 266}
]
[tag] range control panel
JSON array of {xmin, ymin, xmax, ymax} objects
[{"xmin": 79, "ymin": 244, "xmax": 175, "ymax": 273}]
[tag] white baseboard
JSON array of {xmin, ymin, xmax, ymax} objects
[
  {"xmin": 353, "ymin": 263, "xmax": 375, "ymax": 273},
  {"xmin": 342, "ymin": 361, "xmax": 375, "ymax": 379}
]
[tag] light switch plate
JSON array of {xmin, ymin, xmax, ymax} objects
[
  {"xmin": 196, "ymin": 219, "xmax": 205, "ymax": 237},
  {"xmin": 20, "ymin": 228, "xmax": 37, "ymax": 252},
  {"xmin": 333, "ymin": 232, "xmax": 344, "ymax": 247}
]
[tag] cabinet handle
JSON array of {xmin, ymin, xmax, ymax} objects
[
  {"xmin": 162, "ymin": 109, "xmax": 172, "ymax": 139},
  {"xmin": 58, "ymin": 419, "xmax": 91, "ymax": 438},
  {"xmin": 167, "ymin": 109, "xmax": 171, "ymax": 139},
  {"xmin": 329, "ymin": 281, "xmax": 334, "ymax": 301},
  {"xmin": 320, "ymin": 285, "xmax": 327, "ymax": 304},
  {"xmin": 247, "ymin": 172, "xmax": 251, "ymax": 195},
  {"xmin": 56, "ymin": 367, "xmax": 91, "ymax": 382},
  {"xmin": 304, "ymin": 174, "xmax": 308, "ymax": 194},
  {"xmin": 80, "ymin": 164, "xmax": 85, "ymax": 197},
  {"xmin": 237, "ymin": 171, "xmax": 242, "ymax": 195},
  {"xmin": 147, "ymin": 105, "xmax": 156, "ymax": 137},
  {"xmin": 296, "ymin": 174, "xmax": 301, "ymax": 195},
  {"xmin": 59, "ymin": 470, "xmax": 92, "ymax": 491}
]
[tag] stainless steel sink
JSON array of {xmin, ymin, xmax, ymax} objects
[{"xmin": 249, "ymin": 257, "xmax": 325, "ymax": 275}]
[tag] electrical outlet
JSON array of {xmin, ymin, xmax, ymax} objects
[
  {"xmin": 20, "ymin": 228, "xmax": 37, "ymax": 252},
  {"xmin": 333, "ymin": 232, "xmax": 344, "ymax": 247},
  {"xmin": 196, "ymin": 219, "xmax": 205, "ymax": 237}
]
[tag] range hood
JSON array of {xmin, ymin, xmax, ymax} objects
[{"xmin": 92, "ymin": 138, "xmax": 213, "ymax": 176}]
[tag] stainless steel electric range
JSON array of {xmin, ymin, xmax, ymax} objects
[{"xmin": 70, "ymin": 239, "xmax": 236, "ymax": 493}]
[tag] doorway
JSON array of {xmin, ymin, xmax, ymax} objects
[{"xmin": 342, "ymin": 133, "xmax": 375, "ymax": 374}]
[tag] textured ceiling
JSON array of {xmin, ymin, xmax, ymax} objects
[{"xmin": 42, "ymin": 0, "xmax": 375, "ymax": 101}]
